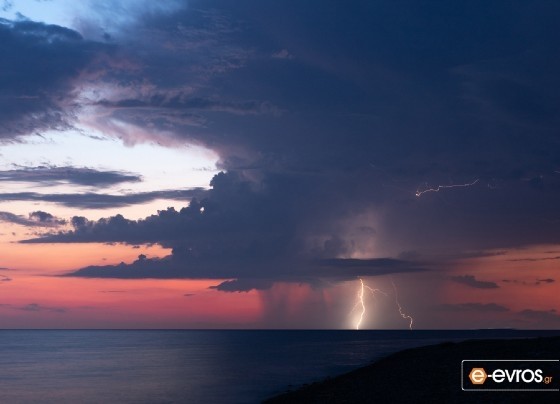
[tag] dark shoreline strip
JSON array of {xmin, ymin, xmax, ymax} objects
[{"xmin": 264, "ymin": 336, "xmax": 560, "ymax": 404}]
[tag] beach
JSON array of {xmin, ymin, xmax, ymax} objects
[{"xmin": 265, "ymin": 336, "xmax": 560, "ymax": 403}]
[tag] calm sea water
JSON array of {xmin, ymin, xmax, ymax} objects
[{"xmin": 0, "ymin": 330, "xmax": 558, "ymax": 403}]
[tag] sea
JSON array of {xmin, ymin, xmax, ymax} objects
[{"xmin": 0, "ymin": 329, "xmax": 558, "ymax": 403}]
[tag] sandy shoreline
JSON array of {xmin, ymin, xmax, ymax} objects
[{"xmin": 264, "ymin": 336, "xmax": 560, "ymax": 403}]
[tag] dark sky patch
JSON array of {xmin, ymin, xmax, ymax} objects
[
  {"xmin": 518, "ymin": 309, "xmax": 560, "ymax": 324},
  {"xmin": 450, "ymin": 275, "xmax": 499, "ymax": 289}
]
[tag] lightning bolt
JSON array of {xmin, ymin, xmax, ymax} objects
[
  {"xmin": 351, "ymin": 278, "xmax": 387, "ymax": 330},
  {"xmin": 351, "ymin": 278, "xmax": 414, "ymax": 330},
  {"xmin": 391, "ymin": 279, "xmax": 413, "ymax": 330},
  {"xmin": 415, "ymin": 179, "xmax": 479, "ymax": 197},
  {"xmin": 354, "ymin": 279, "xmax": 367, "ymax": 330}
]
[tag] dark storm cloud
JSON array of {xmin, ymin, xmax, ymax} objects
[
  {"xmin": 11, "ymin": 2, "xmax": 560, "ymax": 288},
  {"xmin": 0, "ymin": 210, "xmax": 65, "ymax": 227},
  {"xmin": 450, "ymin": 275, "xmax": 499, "ymax": 289},
  {"xmin": 82, "ymin": 5, "xmax": 277, "ymax": 141},
  {"xmin": 26, "ymin": 171, "xmax": 426, "ymax": 286},
  {"xmin": 61, "ymin": 255, "xmax": 425, "ymax": 286},
  {"xmin": 0, "ymin": 17, "xmax": 109, "ymax": 139},
  {"xmin": 25, "ymin": 171, "xmax": 320, "ymax": 244},
  {"xmin": 28, "ymin": 211, "xmax": 66, "ymax": 225},
  {"xmin": 209, "ymin": 279, "xmax": 274, "ymax": 293},
  {"xmin": 437, "ymin": 303, "xmax": 510, "ymax": 313},
  {"xmin": 313, "ymin": 258, "xmax": 427, "ymax": 278},
  {"xmin": 2, "ymin": 188, "xmax": 205, "ymax": 209},
  {"xmin": 81, "ymin": 0, "xmax": 560, "ymax": 252},
  {"xmin": 0, "ymin": 211, "xmax": 40, "ymax": 226},
  {"xmin": 0, "ymin": 166, "xmax": 141, "ymax": 186},
  {"xmin": 168, "ymin": 0, "xmax": 560, "ymax": 179},
  {"xmin": 206, "ymin": 257, "xmax": 428, "ymax": 292}
]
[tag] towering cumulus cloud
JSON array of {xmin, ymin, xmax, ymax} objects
[
  {"xmin": 32, "ymin": 171, "xmax": 426, "ymax": 284},
  {"xmin": 7, "ymin": 1, "xmax": 560, "ymax": 305}
]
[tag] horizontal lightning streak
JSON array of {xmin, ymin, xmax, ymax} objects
[{"xmin": 415, "ymin": 179, "xmax": 479, "ymax": 197}]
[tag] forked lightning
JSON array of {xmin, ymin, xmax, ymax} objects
[{"xmin": 352, "ymin": 278, "xmax": 413, "ymax": 330}]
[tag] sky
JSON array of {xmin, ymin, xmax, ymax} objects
[{"xmin": 0, "ymin": 0, "xmax": 559, "ymax": 329}]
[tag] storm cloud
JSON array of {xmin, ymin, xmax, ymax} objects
[
  {"xmin": 3, "ymin": 188, "xmax": 205, "ymax": 209},
  {"xmin": 0, "ymin": 210, "xmax": 65, "ymax": 227},
  {"xmin": 5, "ymin": 1, "xmax": 560, "ymax": 296},
  {"xmin": 0, "ymin": 166, "xmax": 141, "ymax": 186},
  {"xmin": 73, "ymin": 0, "xmax": 560, "ymax": 253},
  {"xmin": 0, "ymin": 17, "xmax": 109, "ymax": 139},
  {"xmin": 18, "ymin": 169, "xmax": 423, "ymax": 286}
]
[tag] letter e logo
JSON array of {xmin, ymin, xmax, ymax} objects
[{"xmin": 469, "ymin": 368, "xmax": 487, "ymax": 385}]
